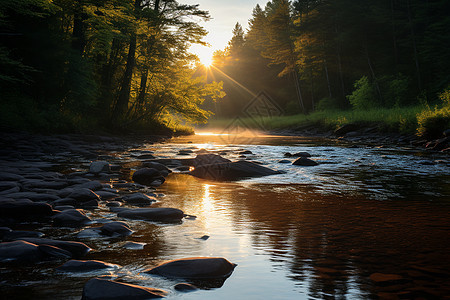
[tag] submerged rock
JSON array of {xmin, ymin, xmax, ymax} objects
[
  {"xmin": 145, "ymin": 257, "xmax": 236, "ymax": 279},
  {"xmin": 174, "ymin": 283, "xmax": 198, "ymax": 292},
  {"xmin": 0, "ymin": 199, "xmax": 54, "ymax": 222},
  {"xmin": 18, "ymin": 237, "xmax": 91, "ymax": 258},
  {"xmin": 117, "ymin": 208, "xmax": 184, "ymax": 222},
  {"xmin": 82, "ymin": 278, "xmax": 167, "ymax": 299},
  {"xmin": 122, "ymin": 241, "xmax": 146, "ymax": 250},
  {"xmin": 57, "ymin": 260, "xmax": 120, "ymax": 272},
  {"xmin": 292, "ymin": 157, "xmax": 319, "ymax": 166},
  {"xmin": 193, "ymin": 154, "xmax": 231, "ymax": 167},
  {"xmin": 89, "ymin": 161, "xmax": 110, "ymax": 174},
  {"xmin": 121, "ymin": 193, "xmax": 156, "ymax": 207},
  {"xmin": 0, "ymin": 240, "xmax": 42, "ymax": 263},
  {"xmin": 190, "ymin": 160, "xmax": 280, "ymax": 181},
  {"xmin": 100, "ymin": 221, "xmax": 133, "ymax": 237},
  {"xmin": 132, "ymin": 168, "xmax": 162, "ymax": 186}
]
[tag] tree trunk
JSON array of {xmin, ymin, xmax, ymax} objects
[
  {"xmin": 334, "ymin": 19, "xmax": 346, "ymax": 100},
  {"xmin": 406, "ymin": 0, "xmax": 422, "ymax": 91},
  {"xmin": 293, "ymin": 70, "xmax": 305, "ymax": 112},
  {"xmin": 71, "ymin": 0, "xmax": 87, "ymax": 54}
]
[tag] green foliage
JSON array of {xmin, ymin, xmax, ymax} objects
[
  {"xmin": 417, "ymin": 86, "xmax": 450, "ymax": 138},
  {"xmin": 316, "ymin": 97, "xmax": 340, "ymax": 111},
  {"xmin": 347, "ymin": 76, "xmax": 378, "ymax": 110}
]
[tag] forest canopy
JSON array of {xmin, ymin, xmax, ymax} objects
[
  {"xmin": 209, "ymin": 0, "xmax": 450, "ymax": 123},
  {"xmin": 0, "ymin": 0, "xmax": 224, "ymax": 133}
]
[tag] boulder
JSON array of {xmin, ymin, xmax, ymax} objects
[
  {"xmin": 18, "ymin": 237, "xmax": 91, "ymax": 258},
  {"xmin": 292, "ymin": 157, "xmax": 319, "ymax": 166},
  {"xmin": 2, "ymin": 230, "xmax": 44, "ymax": 241},
  {"xmin": 0, "ymin": 240, "xmax": 42, "ymax": 263},
  {"xmin": 118, "ymin": 208, "xmax": 184, "ymax": 222},
  {"xmin": 68, "ymin": 188, "xmax": 101, "ymax": 203},
  {"xmin": 74, "ymin": 181, "xmax": 103, "ymax": 191},
  {"xmin": 0, "ymin": 199, "xmax": 54, "ymax": 221},
  {"xmin": 121, "ymin": 193, "xmax": 156, "ymax": 207},
  {"xmin": 132, "ymin": 168, "xmax": 162, "ymax": 186},
  {"xmin": 89, "ymin": 161, "xmax": 110, "ymax": 174},
  {"xmin": 190, "ymin": 161, "xmax": 280, "ymax": 181},
  {"xmin": 82, "ymin": 278, "xmax": 167, "ymax": 299},
  {"xmin": 100, "ymin": 221, "xmax": 133, "ymax": 237},
  {"xmin": 95, "ymin": 191, "xmax": 118, "ymax": 200},
  {"xmin": 38, "ymin": 244, "xmax": 72, "ymax": 259},
  {"xmin": 145, "ymin": 257, "xmax": 236, "ymax": 279},
  {"xmin": 174, "ymin": 283, "xmax": 198, "ymax": 292},
  {"xmin": 193, "ymin": 154, "xmax": 231, "ymax": 167},
  {"xmin": 142, "ymin": 162, "xmax": 171, "ymax": 173},
  {"xmin": 52, "ymin": 209, "xmax": 91, "ymax": 227},
  {"xmin": 57, "ymin": 260, "xmax": 120, "ymax": 272}
]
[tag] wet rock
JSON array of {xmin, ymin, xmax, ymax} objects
[
  {"xmin": 142, "ymin": 162, "xmax": 171, "ymax": 173},
  {"xmin": 77, "ymin": 228, "xmax": 102, "ymax": 239},
  {"xmin": 193, "ymin": 154, "xmax": 231, "ymax": 167},
  {"xmin": 68, "ymin": 188, "xmax": 101, "ymax": 203},
  {"xmin": 191, "ymin": 161, "xmax": 279, "ymax": 181},
  {"xmin": 6, "ymin": 192, "xmax": 60, "ymax": 202},
  {"xmin": 53, "ymin": 198, "xmax": 77, "ymax": 207},
  {"xmin": 89, "ymin": 161, "xmax": 110, "ymax": 174},
  {"xmin": 177, "ymin": 149, "xmax": 194, "ymax": 156},
  {"xmin": 18, "ymin": 237, "xmax": 91, "ymax": 258},
  {"xmin": 175, "ymin": 166, "xmax": 190, "ymax": 172},
  {"xmin": 334, "ymin": 123, "xmax": 361, "ymax": 136},
  {"xmin": 79, "ymin": 199, "xmax": 99, "ymax": 208},
  {"xmin": 278, "ymin": 160, "xmax": 291, "ymax": 164},
  {"xmin": 121, "ymin": 193, "xmax": 156, "ymax": 207},
  {"xmin": 38, "ymin": 244, "xmax": 72, "ymax": 259},
  {"xmin": 81, "ymin": 278, "xmax": 167, "ymax": 299},
  {"xmin": 52, "ymin": 209, "xmax": 91, "ymax": 227},
  {"xmin": 57, "ymin": 260, "xmax": 120, "ymax": 272},
  {"xmin": 0, "ymin": 182, "xmax": 21, "ymax": 194},
  {"xmin": 292, "ymin": 157, "xmax": 319, "ymax": 166},
  {"xmin": 2, "ymin": 230, "xmax": 44, "ymax": 241},
  {"xmin": 122, "ymin": 241, "xmax": 146, "ymax": 250},
  {"xmin": 0, "ymin": 172, "xmax": 24, "ymax": 181},
  {"xmin": 117, "ymin": 207, "xmax": 184, "ymax": 222},
  {"xmin": 174, "ymin": 283, "xmax": 198, "ymax": 292},
  {"xmin": 145, "ymin": 257, "xmax": 236, "ymax": 279},
  {"xmin": 106, "ymin": 201, "xmax": 122, "ymax": 208},
  {"xmin": 100, "ymin": 221, "xmax": 133, "ymax": 237},
  {"xmin": 239, "ymin": 150, "xmax": 253, "ymax": 155},
  {"xmin": 0, "ymin": 199, "xmax": 54, "ymax": 221},
  {"xmin": 0, "ymin": 240, "xmax": 43, "ymax": 263},
  {"xmin": 95, "ymin": 191, "xmax": 118, "ymax": 200},
  {"xmin": 132, "ymin": 168, "xmax": 162, "ymax": 186},
  {"xmin": 197, "ymin": 235, "xmax": 209, "ymax": 240},
  {"xmin": 74, "ymin": 181, "xmax": 103, "ymax": 191},
  {"xmin": 0, "ymin": 227, "xmax": 12, "ymax": 239}
]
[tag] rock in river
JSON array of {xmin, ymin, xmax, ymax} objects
[
  {"xmin": 18, "ymin": 237, "xmax": 91, "ymax": 258},
  {"xmin": 292, "ymin": 157, "xmax": 319, "ymax": 166},
  {"xmin": 82, "ymin": 278, "xmax": 167, "ymax": 299},
  {"xmin": 52, "ymin": 209, "xmax": 91, "ymax": 227},
  {"xmin": 100, "ymin": 221, "xmax": 133, "ymax": 237},
  {"xmin": 145, "ymin": 257, "xmax": 237, "ymax": 279},
  {"xmin": 190, "ymin": 160, "xmax": 280, "ymax": 181},
  {"xmin": 117, "ymin": 208, "xmax": 184, "ymax": 222},
  {"xmin": 89, "ymin": 161, "xmax": 110, "ymax": 174},
  {"xmin": 132, "ymin": 168, "xmax": 165, "ymax": 186},
  {"xmin": 57, "ymin": 260, "xmax": 120, "ymax": 272}
]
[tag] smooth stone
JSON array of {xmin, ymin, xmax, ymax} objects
[
  {"xmin": 2, "ymin": 230, "xmax": 44, "ymax": 241},
  {"xmin": 0, "ymin": 240, "xmax": 42, "ymax": 263},
  {"xmin": 38, "ymin": 244, "xmax": 72, "ymax": 259},
  {"xmin": 292, "ymin": 157, "xmax": 319, "ymax": 166},
  {"xmin": 95, "ymin": 191, "xmax": 118, "ymax": 200},
  {"xmin": 6, "ymin": 192, "xmax": 60, "ymax": 202},
  {"xmin": 57, "ymin": 259, "xmax": 120, "ymax": 272},
  {"xmin": 73, "ymin": 181, "xmax": 103, "ymax": 191},
  {"xmin": 18, "ymin": 237, "xmax": 91, "ymax": 258},
  {"xmin": 121, "ymin": 193, "xmax": 156, "ymax": 207},
  {"xmin": 192, "ymin": 154, "xmax": 231, "ymax": 167},
  {"xmin": 118, "ymin": 208, "xmax": 184, "ymax": 222},
  {"xmin": 0, "ymin": 199, "xmax": 54, "ymax": 221},
  {"xmin": 89, "ymin": 161, "xmax": 110, "ymax": 174},
  {"xmin": 100, "ymin": 221, "xmax": 133, "ymax": 237},
  {"xmin": 106, "ymin": 201, "xmax": 122, "ymax": 208},
  {"xmin": 53, "ymin": 209, "xmax": 91, "ymax": 227},
  {"xmin": 278, "ymin": 160, "xmax": 291, "ymax": 164},
  {"xmin": 53, "ymin": 198, "xmax": 77, "ymax": 207},
  {"xmin": 145, "ymin": 257, "xmax": 237, "ymax": 279},
  {"xmin": 68, "ymin": 188, "xmax": 101, "ymax": 203},
  {"xmin": 82, "ymin": 278, "xmax": 167, "ymax": 299},
  {"xmin": 132, "ymin": 168, "xmax": 162, "ymax": 186},
  {"xmin": 54, "ymin": 205, "xmax": 75, "ymax": 211},
  {"xmin": 174, "ymin": 283, "xmax": 198, "ymax": 292},
  {"xmin": 190, "ymin": 161, "xmax": 280, "ymax": 181},
  {"xmin": 77, "ymin": 228, "xmax": 102, "ymax": 239},
  {"xmin": 292, "ymin": 152, "xmax": 311, "ymax": 158},
  {"xmin": 141, "ymin": 162, "xmax": 171, "ymax": 173},
  {"xmin": 122, "ymin": 241, "xmax": 146, "ymax": 250},
  {"xmin": 197, "ymin": 235, "xmax": 209, "ymax": 240},
  {"xmin": 0, "ymin": 172, "xmax": 24, "ymax": 181}
]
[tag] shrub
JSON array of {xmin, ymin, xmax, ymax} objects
[
  {"xmin": 347, "ymin": 76, "xmax": 378, "ymax": 110},
  {"xmin": 316, "ymin": 97, "xmax": 340, "ymax": 111},
  {"xmin": 416, "ymin": 86, "xmax": 450, "ymax": 138}
]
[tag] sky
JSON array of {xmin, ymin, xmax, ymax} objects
[{"xmin": 183, "ymin": 0, "xmax": 266, "ymax": 65}]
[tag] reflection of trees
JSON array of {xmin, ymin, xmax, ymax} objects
[{"xmin": 220, "ymin": 183, "xmax": 450, "ymax": 298}]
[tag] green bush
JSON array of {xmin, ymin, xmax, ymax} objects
[
  {"xmin": 316, "ymin": 97, "xmax": 340, "ymax": 111},
  {"xmin": 347, "ymin": 76, "xmax": 378, "ymax": 110},
  {"xmin": 417, "ymin": 86, "xmax": 450, "ymax": 138}
]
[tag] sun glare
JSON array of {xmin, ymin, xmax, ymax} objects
[{"xmin": 191, "ymin": 44, "xmax": 214, "ymax": 68}]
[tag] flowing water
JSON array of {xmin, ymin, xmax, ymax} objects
[{"xmin": 3, "ymin": 132, "xmax": 450, "ymax": 299}]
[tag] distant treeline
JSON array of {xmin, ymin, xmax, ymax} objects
[
  {"xmin": 0, "ymin": 0, "xmax": 224, "ymax": 133},
  {"xmin": 209, "ymin": 0, "xmax": 450, "ymax": 118}
]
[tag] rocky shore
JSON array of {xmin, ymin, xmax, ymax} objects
[{"xmin": 0, "ymin": 132, "xmax": 243, "ymax": 299}]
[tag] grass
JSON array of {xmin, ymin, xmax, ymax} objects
[{"xmin": 205, "ymin": 106, "xmax": 425, "ymax": 134}]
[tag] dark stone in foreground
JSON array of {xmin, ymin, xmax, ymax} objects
[
  {"xmin": 0, "ymin": 199, "xmax": 54, "ymax": 221},
  {"xmin": 292, "ymin": 157, "xmax": 319, "ymax": 166},
  {"xmin": 132, "ymin": 168, "xmax": 162, "ymax": 186},
  {"xmin": 0, "ymin": 241, "xmax": 42, "ymax": 263},
  {"xmin": 57, "ymin": 260, "xmax": 120, "ymax": 272},
  {"xmin": 52, "ymin": 209, "xmax": 91, "ymax": 227},
  {"xmin": 190, "ymin": 160, "xmax": 280, "ymax": 181},
  {"xmin": 82, "ymin": 278, "xmax": 167, "ymax": 299},
  {"xmin": 100, "ymin": 221, "xmax": 133, "ymax": 237},
  {"xmin": 18, "ymin": 237, "xmax": 91, "ymax": 258},
  {"xmin": 118, "ymin": 208, "xmax": 184, "ymax": 222},
  {"xmin": 145, "ymin": 257, "xmax": 236, "ymax": 279}
]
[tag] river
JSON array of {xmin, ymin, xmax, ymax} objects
[{"xmin": 3, "ymin": 132, "xmax": 450, "ymax": 299}]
